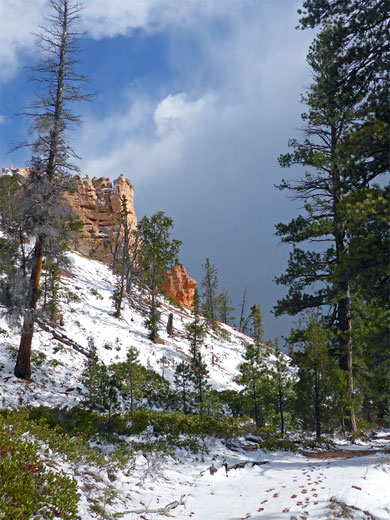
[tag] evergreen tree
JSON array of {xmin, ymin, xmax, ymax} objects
[
  {"xmin": 274, "ymin": 20, "xmax": 388, "ymax": 431},
  {"xmin": 186, "ymin": 290, "xmax": 209, "ymax": 416},
  {"xmin": 174, "ymin": 361, "xmax": 192, "ymax": 415},
  {"xmin": 14, "ymin": 0, "xmax": 91, "ymax": 379},
  {"xmin": 0, "ymin": 175, "xmax": 30, "ymax": 312},
  {"xmin": 42, "ymin": 258, "xmax": 61, "ymax": 322},
  {"xmin": 119, "ymin": 347, "xmax": 142, "ymax": 413},
  {"xmin": 298, "ymin": 0, "xmax": 389, "ymax": 126},
  {"xmin": 293, "ymin": 319, "xmax": 346, "ymax": 438},
  {"xmin": 238, "ymin": 288, "xmax": 247, "ymax": 332},
  {"xmin": 267, "ymin": 343, "xmax": 295, "ymax": 437},
  {"xmin": 138, "ymin": 212, "xmax": 181, "ymax": 341},
  {"xmin": 201, "ymin": 258, "xmax": 219, "ymax": 329},
  {"xmin": 111, "ymin": 195, "xmax": 140, "ymax": 316},
  {"xmin": 246, "ymin": 304, "xmax": 264, "ymax": 346},
  {"xmin": 216, "ymin": 289, "xmax": 235, "ymax": 325},
  {"xmin": 239, "ymin": 343, "xmax": 265, "ymax": 428}
]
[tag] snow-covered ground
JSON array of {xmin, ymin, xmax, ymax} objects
[
  {"xmin": 1, "ymin": 251, "xmax": 257, "ymax": 408},
  {"xmin": 1, "ymin": 251, "xmax": 389, "ymax": 519}
]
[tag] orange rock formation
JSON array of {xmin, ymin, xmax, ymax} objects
[
  {"xmin": 63, "ymin": 173, "xmax": 137, "ymax": 261},
  {"xmin": 161, "ymin": 264, "xmax": 197, "ymax": 309},
  {"xmin": 1, "ymin": 167, "xmax": 198, "ymax": 308}
]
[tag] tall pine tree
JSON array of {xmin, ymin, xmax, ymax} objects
[
  {"xmin": 274, "ymin": 21, "xmax": 388, "ymax": 431},
  {"xmin": 14, "ymin": 0, "xmax": 91, "ymax": 379}
]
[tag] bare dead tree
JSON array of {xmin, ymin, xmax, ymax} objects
[{"xmin": 14, "ymin": 0, "xmax": 91, "ymax": 379}]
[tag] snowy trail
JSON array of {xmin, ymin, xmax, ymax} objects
[{"xmin": 142, "ymin": 448, "xmax": 390, "ymax": 520}]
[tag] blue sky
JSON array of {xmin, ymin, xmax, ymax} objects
[{"xmin": 0, "ymin": 0, "xmax": 314, "ymax": 342}]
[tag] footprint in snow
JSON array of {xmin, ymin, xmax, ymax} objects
[
  {"xmin": 282, "ymin": 508, "xmax": 290, "ymax": 513},
  {"xmin": 291, "ymin": 494, "xmax": 297, "ymax": 499}
]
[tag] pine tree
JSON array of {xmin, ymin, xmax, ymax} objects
[
  {"xmin": 201, "ymin": 258, "xmax": 219, "ymax": 329},
  {"xmin": 186, "ymin": 289, "xmax": 209, "ymax": 417},
  {"xmin": 138, "ymin": 212, "xmax": 181, "ymax": 341},
  {"xmin": 111, "ymin": 195, "xmax": 140, "ymax": 316},
  {"xmin": 174, "ymin": 361, "xmax": 192, "ymax": 415},
  {"xmin": 81, "ymin": 336, "xmax": 102, "ymax": 408},
  {"xmin": 238, "ymin": 288, "xmax": 247, "ymax": 332},
  {"xmin": 239, "ymin": 343, "xmax": 264, "ymax": 428},
  {"xmin": 293, "ymin": 319, "xmax": 345, "ymax": 438},
  {"xmin": 247, "ymin": 304, "xmax": 264, "ymax": 346},
  {"xmin": 120, "ymin": 347, "xmax": 142, "ymax": 413},
  {"xmin": 216, "ymin": 289, "xmax": 235, "ymax": 325},
  {"xmin": 267, "ymin": 344, "xmax": 295, "ymax": 437},
  {"xmin": 274, "ymin": 20, "xmax": 388, "ymax": 431},
  {"xmin": 14, "ymin": 0, "xmax": 91, "ymax": 379}
]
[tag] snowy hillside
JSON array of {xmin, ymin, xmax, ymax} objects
[
  {"xmin": 1, "ymin": 251, "xmax": 390, "ymax": 520},
  {"xmin": 0, "ymin": 250, "xmax": 263, "ymax": 408}
]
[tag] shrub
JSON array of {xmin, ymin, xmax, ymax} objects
[
  {"xmin": 90, "ymin": 287, "xmax": 103, "ymax": 300},
  {"xmin": 0, "ymin": 412, "xmax": 79, "ymax": 520}
]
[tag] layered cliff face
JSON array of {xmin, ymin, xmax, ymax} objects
[
  {"xmin": 63, "ymin": 173, "xmax": 137, "ymax": 262},
  {"xmin": 1, "ymin": 167, "xmax": 198, "ymax": 308}
]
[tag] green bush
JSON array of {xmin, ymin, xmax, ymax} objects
[
  {"xmin": 0, "ymin": 413, "xmax": 79, "ymax": 520},
  {"xmin": 90, "ymin": 287, "xmax": 103, "ymax": 300},
  {"xmin": 126, "ymin": 409, "xmax": 245, "ymax": 446}
]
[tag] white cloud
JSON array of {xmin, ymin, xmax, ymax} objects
[
  {"xmin": 0, "ymin": 0, "xmax": 252, "ymax": 81},
  {"xmin": 81, "ymin": 0, "xmax": 246, "ymax": 39},
  {"xmin": 78, "ymin": 1, "xmax": 312, "ymax": 186},
  {"xmin": 0, "ymin": 0, "xmax": 47, "ymax": 82},
  {"xmin": 0, "ymin": 115, "xmax": 7, "ymax": 125},
  {"xmin": 154, "ymin": 93, "xmax": 216, "ymax": 138}
]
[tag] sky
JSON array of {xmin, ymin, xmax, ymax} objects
[{"xmin": 0, "ymin": 0, "xmax": 315, "ymax": 343}]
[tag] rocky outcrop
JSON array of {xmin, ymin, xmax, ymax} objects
[
  {"xmin": 2, "ymin": 167, "xmax": 199, "ymax": 309},
  {"xmin": 161, "ymin": 264, "xmax": 197, "ymax": 309},
  {"xmin": 1, "ymin": 167, "xmax": 137, "ymax": 263},
  {"xmin": 63, "ymin": 173, "xmax": 137, "ymax": 262}
]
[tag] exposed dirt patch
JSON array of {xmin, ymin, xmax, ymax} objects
[{"xmin": 302, "ymin": 448, "xmax": 390, "ymax": 459}]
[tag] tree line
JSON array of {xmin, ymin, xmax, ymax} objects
[{"xmin": 0, "ymin": 0, "xmax": 388, "ymax": 436}]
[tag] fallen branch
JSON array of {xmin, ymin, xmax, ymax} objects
[
  {"xmin": 36, "ymin": 319, "xmax": 89, "ymax": 357},
  {"xmin": 124, "ymin": 497, "xmax": 185, "ymax": 517}
]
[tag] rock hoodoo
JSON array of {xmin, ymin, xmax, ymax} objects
[
  {"xmin": 161, "ymin": 264, "xmax": 198, "ymax": 309},
  {"xmin": 63, "ymin": 173, "xmax": 137, "ymax": 262},
  {"xmin": 1, "ymin": 167, "xmax": 137, "ymax": 263},
  {"xmin": 1, "ymin": 167, "xmax": 198, "ymax": 308}
]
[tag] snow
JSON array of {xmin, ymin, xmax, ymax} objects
[{"xmin": 1, "ymin": 251, "xmax": 389, "ymax": 519}]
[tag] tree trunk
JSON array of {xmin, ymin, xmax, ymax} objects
[
  {"xmin": 278, "ymin": 383, "xmax": 285, "ymax": 437},
  {"xmin": 314, "ymin": 370, "xmax": 321, "ymax": 439},
  {"xmin": 14, "ymin": 234, "xmax": 45, "ymax": 379},
  {"xmin": 338, "ymin": 286, "xmax": 357, "ymax": 433},
  {"xmin": 331, "ymin": 124, "xmax": 357, "ymax": 434}
]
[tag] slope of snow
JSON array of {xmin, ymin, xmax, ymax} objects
[
  {"xmin": 1, "ymin": 251, "xmax": 389, "ymax": 520},
  {"xmin": 0, "ymin": 251, "xmax": 258, "ymax": 408}
]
